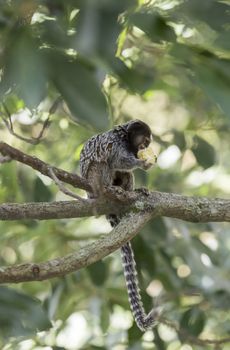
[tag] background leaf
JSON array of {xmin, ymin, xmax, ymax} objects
[
  {"xmin": 180, "ymin": 308, "xmax": 206, "ymax": 338},
  {"xmin": 0, "ymin": 28, "xmax": 47, "ymax": 108},
  {"xmin": 191, "ymin": 135, "xmax": 216, "ymax": 169},
  {"xmin": 0, "ymin": 287, "xmax": 51, "ymax": 339},
  {"xmin": 49, "ymin": 52, "xmax": 108, "ymax": 130},
  {"xmin": 87, "ymin": 260, "xmax": 109, "ymax": 286}
]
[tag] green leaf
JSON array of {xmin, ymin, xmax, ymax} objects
[
  {"xmin": 87, "ymin": 260, "xmax": 108, "ymax": 286},
  {"xmin": 173, "ymin": 130, "xmax": 186, "ymax": 151},
  {"xmin": 33, "ymin": 177, "xmax": 53, "ymax": 202},
  {"xmin": 191, "ymin": 135, "xmax": 216, "ymax": 169},
  {"xmin": 157, "ymin": 249, "xmax": 182, "ymax": 292},
  {"xmin": 180, "ymin": 307, "xmax": 206, "ymax": 338},
  {"xmin": 1, "ymin": 94, "xmax": 24, "ymax": 114},
  {"xmin": 133, "ymin": 236, "xmax": 155, "ymax": 276},
  {"xmin": 0, "ymin": 287, "xmax": 51, "ymax": 339},
  {"xmin": 153, "ymin": 327, "xmax": 166, "ymax": 350},
  {"xmin": 110, "ymin": 57, "xmax": 154, "ymax": 94},
  {"xmin": 40, "ymin": 19, "xmax": 71, "ymax": 50},
  {"xmin": 215, "ymin": 31, "xmax": 230, "ymax": 51},
  {"xmin": 207, "ymin": 290, "xmax": 230, "ymax": 310},
  {"xmin": 170, "ymin": 44, "xmax": 230, "ymax": 118},
  {"xmin": 75, "ymin": 0, "xmax": 136, "ymax": 58},
  {"xmin": 128, "ymin": 322, "xmax": 142, "ymax": 344},
  {"xmin": 49, "ymin": 52, "xmax": 108, "ymax": 130},
  {"xmin": 107, "ymin": 287, "xmax": 129, "ymax": 309},
  {"xmin": 145, "ymin": 217, "xmax": 168, "ymax": 242},
  {"xmin": 100, "ymin": 301, "xmax": 110, "ymax": 333},
  {"xmin": 129, "ymin": 11, "xmax": 176, "ymax": 43},
  {"xmin": 193, "ymin": 55, "xmax": 230, "ymax": 118},
  {"xmin": 174, "ymin": 0, "xmax": 230, "ymax": 32},
  {"xmin": 0, "ymin": 28, "xmax": 47, "ymax": 108},
  {"xmin": 0, "ymin": 163, "xmax": 19, "ymax": 202}
]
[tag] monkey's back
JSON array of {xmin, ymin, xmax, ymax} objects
[{"xmin": 80, "ymin": 124, "xmax": 128, "ymax": 178}]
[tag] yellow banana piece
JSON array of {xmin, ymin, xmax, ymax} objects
[{"xmin": 137, "ymin": 144, "xmax": 157, "ymax": 165}]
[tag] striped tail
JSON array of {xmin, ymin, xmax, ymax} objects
[
  {"xmin": 121, "ymin": 242, "xmax": 158, "ymax": 331},
  {"xmin": 107, "ymin": 214, "xmax": 158, "ymax": 331}
]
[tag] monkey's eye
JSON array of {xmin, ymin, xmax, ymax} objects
[
  {"xmin": 144, "ymin": 137, "xmax": 150, "ymax": 148},
  {"xmin": 138, "ymin": 138, "xmax": 149, "ymax": 150}
]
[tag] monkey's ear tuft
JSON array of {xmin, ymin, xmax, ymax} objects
[
  {"xmin": 127, "ymin": 120, "xmax": 143, "ymax": 131},
  {"xmin": 127, "ymin": 120, "xmax": 151, "ymax": 136}
]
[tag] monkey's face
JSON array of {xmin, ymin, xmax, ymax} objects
[
  {"xmin": 127, "ymin": 120, "xmax": 152, "ymax": 155},
  {"xmin": 130, "ymin": 133, "xmax": 151, "ymax": 153},
  {"xmin": 135, "ymin": 134, "xmax": 151, "ymax": 150}
]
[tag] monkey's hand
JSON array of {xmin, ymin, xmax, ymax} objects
[
  {"xmin": 135, "ymin": 187, "xmax": 150, "ymax": 196},
  {"xmin": 140, "ymin": 160, "xmax": 154, "ymax": 170}
]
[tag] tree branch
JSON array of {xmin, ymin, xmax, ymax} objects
[
  {"xmin": 0, "ymin": 142, "xmax": 92, "ymax": 192},
  {"xmin": 160, "ymin": 316, "xmax": 230, "ymax": 347},
  {"xmin": 0, "ymin": 191, "xmax": 229, "ymax": 222},
  {"xmin": 0, "ymin": 191, "xmax": 229, "ymax": 283},
  {"xmin": 47, "ymin": 167, "xmax": 88, "ymax": 202},
  {"xmin": 0, "ymin": 211, "xmax": 152, "ymax": 283}
]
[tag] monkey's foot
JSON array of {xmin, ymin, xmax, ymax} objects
[
  {"xmin": 103, "ymin": 186, "xmax": 128, "ymax": 202},
  {"xmin": 135, "ymin": 187, "xmax": 150, "ymax": 196}
]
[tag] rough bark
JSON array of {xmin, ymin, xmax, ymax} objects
[
  {"xmin": 0, "ymin": 191, "xmax": 229, "ymax": 222},
  {"xmin": 0, "ymin": 192, "xmax": 229, "ymax": 284}
]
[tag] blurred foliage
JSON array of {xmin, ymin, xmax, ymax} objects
[
  {"xmin": 0, "ymin": 0, "xmax": 229, "ymax": 349},
  {"xmin": 0, "ymin": 286, "xmax": 51, "ymax": 339}
]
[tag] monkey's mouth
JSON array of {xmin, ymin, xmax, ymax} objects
[{"xmin": 138, "ymin": 144, "xmax": 146, "ymax": 150}]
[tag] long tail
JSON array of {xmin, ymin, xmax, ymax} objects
[
  {"xmin": 107, "ymin": 214, "xmax": 158, "ymax": 331},
  {"xmin": 121, "ymin": 242, "xmax": 158, "ymax": 331}
]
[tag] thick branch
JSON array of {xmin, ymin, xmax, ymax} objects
[
  {"xmin": 0, "ymin": 199, "xmax": 123, "ymax": 220},
  {"xmin": 0, "ymin": 211, "xmax": 152, "ymax": 283},
  {"xmin": 0, "ymin": 192, "xmax": 229, "ymax": 283},
  {"xmin": 0, "ymin": 192, "xmax": 229, "ymax": 222},
  {"xmin": 151, "ymin": 191, "xmax": 230, "ymax": 222},
  {"xmin": 0, "ymin": 142, "xmax": 91, "ymax": 192}
]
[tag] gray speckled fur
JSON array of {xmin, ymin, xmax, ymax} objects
[
  {"xmin": 80, "ymin": 122, "xmax": 144, "ymax": 179},
  {"xmin": 80, "ymin": 120, "xmax": 157, "ymax": 331}
]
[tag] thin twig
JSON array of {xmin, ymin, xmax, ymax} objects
[
  {"xmin": 1, "ymin": 97, "xmax": 62, "ymax": 145},
  {"xmin": 1, "ymin": 103, "xmax": 47, "ymax": 145},
  {"xmin": 48, "ymin": 96, "xmax": 62, "ymax": 114},
  {"xmin": 0, "ymin": 142, "xmax": 92, "ymax": 192},
  {"xmin": 159, "ymin": 316, "xmax": 230, "ymax": 347},
  {"xmin": 48, "ymin": 167, "xmax": 88, "ymax": 202}
]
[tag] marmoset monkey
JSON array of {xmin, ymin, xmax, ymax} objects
[{"xmin": 80, "ymin": 120, "xmax": 158, "ymax": 331}]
